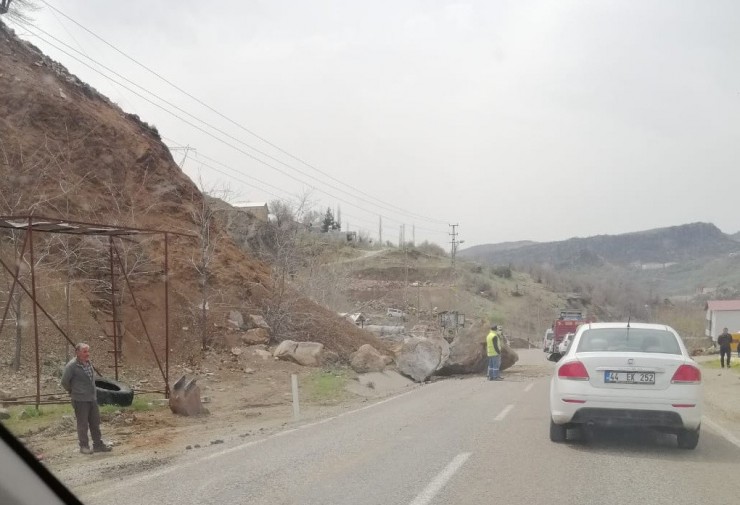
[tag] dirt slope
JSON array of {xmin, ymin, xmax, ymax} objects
[{"xmin": 0, "ymin": 21, "xmax": 383, "ymax": 386}]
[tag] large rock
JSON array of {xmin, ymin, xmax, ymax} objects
[
  {"xmin": 169, "ymin": 376, "xmax": 204, "ymax": 416},
  {"xmin": 350, "ymin": 344, "xmax": 392, "ymax": 373},
  {"xmin": 273, "ymin": 340, "xmax": 325, "ymax": 367},
  {"xmin": 228, "ymin": 310, "xmax": 244, "ymax": 329},
  {"xmin": 396, "ymin": 337, "xmax": 443, "ymax": 382},
  {"xmin": 436, "ymin": 329, "xmax": 487, "ymax": 375},
  {"xmin": 427, "ymin": 334, "xmax": 450, "ymax": 371},
  {"xmin": 240, "ymin": 328, "xmax": 270, "ymax": 345},
  {"xmin": 253, "ymin": 348, "xmax": 272, "ymax": 360},
  {"xmin": 249, "ymin": 314, "xmax": 271, "ymax": 330},
  {"xmin": 436, "ymin": 326, "xmax": 518, "ymax": 375},
  {"xmin": 500, "ymin": 346, "xmax": 519, "ymax": 371}
]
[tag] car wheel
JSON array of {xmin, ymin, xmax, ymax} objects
[
  {"xmin": 95, "ymin": 378, "xmax": 134, "ymax": 407},
  {"xmin": 677, "ymin": 427, "xmax": 699, "ymax": 450},
  {"xmin": 550, "ymin": 419, "xmax": 567, "ymax": 442}
]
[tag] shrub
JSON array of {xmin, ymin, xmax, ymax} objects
[{"xmin": 492, "ymin": 265, "xmax": 512, "ymax": 279}]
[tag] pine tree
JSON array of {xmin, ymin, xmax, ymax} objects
[{"xmin": 321, "ymin": 207, "xmax": 335, "ymax": 232}]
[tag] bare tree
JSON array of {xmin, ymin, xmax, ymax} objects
[
  {"xmin": 188, "ymin": 177, "xmax": 232, "ymax": 350},
  {"xmin": 0, "ymin": 136, "xmax": 61, "ymax": 370},
  {"xmin": 1, "ymin": 0, "xmax": 38, "ymax": 23},
  {"xmin": 252, "ymin": 193, "xmax": 315, "ymax": 338}
]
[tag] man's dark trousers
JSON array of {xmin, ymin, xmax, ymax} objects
[{"xmin": 72, "ymin": 400, "xmax": 102, "ymax": 449}]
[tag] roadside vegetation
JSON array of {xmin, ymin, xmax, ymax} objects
[
  {"xmin": 302, "ymin": 368, "xmax": 355, "ymax": 405},
  {"xmin": 3, "ymin": 394, "xmax": 162, "ymax": 437}
]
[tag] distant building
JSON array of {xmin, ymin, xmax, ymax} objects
[
  {"xmin": 438, "ymin": 311, "xmax": 465, "ymax": 329},
  {"xmin": 338, "ymin": 312, "xmax": 367, "ymax": 327},
  {"xmin": 235, "ymin": 202, "xmax": 269, "ymax": 222},
  {"xmin": 705, "ymin": 300, "xmax": 740, "ymax": 341}
]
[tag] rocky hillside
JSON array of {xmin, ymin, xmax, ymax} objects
[
  {"xmin": 460, "ymin": 222, "xmax": 739, "ymax": 268},
  {"xmin": 0, "ymin": 21, "xmax": 382, "ymax": 372}
]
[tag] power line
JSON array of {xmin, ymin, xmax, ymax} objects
[
  {"xmin": 13, "ymin": 18, "xmax": 448, "ymax": 238},
  {"xmin": 162, "ymin": 137, "xmax": 412, "ymax": 234},
  {"xmin": 11, "ymin": 22, "xmax": 448, "ymax": 238},
  {"xmin": 15, "ymin": 18, "xmax": 416, "ymax": 221},
  {"xmin": 37, "ymin": 0, "xmax": 449, "ymax": 227}
]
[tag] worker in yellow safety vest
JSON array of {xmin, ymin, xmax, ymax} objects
[{"xmin": 486, "ymin": 325, "xmax": 503, "ymax": 381}]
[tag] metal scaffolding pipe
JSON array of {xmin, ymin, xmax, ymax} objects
[
  {"xmin": 28, "ymin": 217, "xmax": 41, "ymax": 409},
  {"xmin": 164, "ymin": 233, "xmax": 170, "ymax": 398}
]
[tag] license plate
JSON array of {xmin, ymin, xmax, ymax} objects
[{"xmin": 604, "ymin": 371, "xmax": 655, "ymax": 384}]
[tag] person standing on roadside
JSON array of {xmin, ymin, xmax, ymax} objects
[
  {"xmin": 717, "ymin": 327, "xmax": 733, "ymax": 369},
  {"xmin": 61, "ymin": 343, "xmax": 111, "ymax": 454},
  {"xmin": 486, "ymin": 325, "xmax": 503, "ymax": 381}
]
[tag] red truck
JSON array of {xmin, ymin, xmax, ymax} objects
[{"xmin": 544, "ymin": 309, "xmax": 589, "ymax": 356}]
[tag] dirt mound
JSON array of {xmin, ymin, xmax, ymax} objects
[{"xmin": 0, "ymin": 21, "xmax": 385, "ymax": 387}]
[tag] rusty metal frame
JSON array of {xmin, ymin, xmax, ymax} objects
[{"xmin": 0, "ymin": 215, "xmax": 194, "ymax": 407}]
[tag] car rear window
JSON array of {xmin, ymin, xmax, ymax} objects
[{"xmin": 576, "ymin": 328, "xmax": 681, "ymax": 354}]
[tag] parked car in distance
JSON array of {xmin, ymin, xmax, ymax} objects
[
  {"xmin": 543, "ymin": 328, "xmax": 554, "ymax": 352},
  {"xmin": 557, "ymin": 332, "xmax": 575, "ymax": 355},
  {"xmin": 386, "ymin": 308, "xmax": 406, "ymax": 319},
  {"xmin": 549, "ymin": 322, "xmax": 703, "ymax": 449}
]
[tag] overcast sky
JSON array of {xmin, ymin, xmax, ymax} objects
[{"xmin": 8, "ymin": 0, "xmax": 740, "ymax": 247}]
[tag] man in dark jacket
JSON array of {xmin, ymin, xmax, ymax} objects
[
  {"xmin": 61, "ymin": 343, "xmax": 111, "ymax": 454},
  {"xmin": 717, "ymin": 328, "xmax": 733, "ymax": 369}
]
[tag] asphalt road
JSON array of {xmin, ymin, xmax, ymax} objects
[{"xmin": 79, "ymin": 350, "xmax": 740, "ymax": 505}]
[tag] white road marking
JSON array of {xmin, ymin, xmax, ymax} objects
[
  {"xmin": 524, "ymin": 383, "xmax": 534, "ymax": 393},
  {"xmin": 408, "ymin": 452, "xmax": 471, "ymax": 505},
  {"xmin": 704, "ymin": 416, "xmax": 740, "ymax": 450},
  {"xmin": 494, "ymin": 404, "xmax": 514, "ymax": 421}
]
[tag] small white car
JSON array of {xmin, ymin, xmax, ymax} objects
[
  {"xmin": 543, "ymin": 329, "xmax": 554, "ymax": 352},
  {"xmin": 557, "ymin": 332, "xmax": 575, "ymax": 354},
  {"xmin": 549, "ymin": 322, "xmax": 703, "ymax": 449},
  {"xmin": 386, "ymin": 308, "xmax": 406, "ymax": 319}
]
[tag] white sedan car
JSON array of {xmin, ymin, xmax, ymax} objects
[{"xmin": 549, "ymin": 322, "xmax": 702, "ymax": 449}]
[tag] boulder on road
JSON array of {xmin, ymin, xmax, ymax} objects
[
  {"xmin": 396, "ymin": 337, "xmax": 443, "ymax": 382},
  {"xmin": 436, "ymin": 328, "xmax": 487, "ymax": 375},
  {"xmin": 427, "ymin": 334, "xmax": 450, "ymax": 371},
  {"xmin": 436, "ymin": 324, "xmax": 519, "ymax": 375},
  {"xmin": 500, "ymin": 346, "xmax": 519, "ymax": 371},
  {"xmin": 350, "ymin": 344, "xmax": 392, "ymax": 373}
]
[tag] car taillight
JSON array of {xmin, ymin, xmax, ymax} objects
[
  {"xmin": 671, "ymin": 364, "xmax": 701, "ymax": 384},
  {"xmin": 558, "ymin": 361, "xmax": 589, "ymax": 380}
]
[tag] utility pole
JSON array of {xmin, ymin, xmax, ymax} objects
[
  {"xmin": 448, "ymin": 223, "xmax": 459, "ymax": 313},
  {"xmin": 449, "ymin": 223, "xmax": 459, "ymax": 268},
  {"xmin": 170, "ymin": 145, "xmax": 196, "ymax": 168}
]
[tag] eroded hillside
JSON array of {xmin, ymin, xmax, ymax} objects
[{"xmin": 0, "ymin": 21, "xmax": 383, "ymax": 382}]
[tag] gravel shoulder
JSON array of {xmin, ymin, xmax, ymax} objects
[{"xmin": 694, "ymin": 354, "xmax": 740, "ymax": 434}]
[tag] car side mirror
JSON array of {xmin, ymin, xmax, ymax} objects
[{"xmin": 547, "ymin": 353, "xmax": 562, "ymax": 363}]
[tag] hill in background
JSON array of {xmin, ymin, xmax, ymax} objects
[
  {"xmin": 460, "ymin": 223, "xmax": 738, "ymax": 267},
  {"xmin": 460, "ymin": 222, "xmax": 740, "ymax": 298}
]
